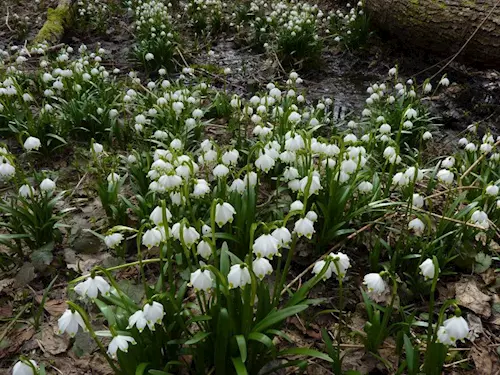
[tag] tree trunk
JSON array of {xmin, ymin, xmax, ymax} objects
[
  {"xmin": 32, "ymin": 0, "xmax": 74, "ymax": 46},
  {"xmin": 365, "ymin": 0, "xmax": 500, "ymax": 67}
]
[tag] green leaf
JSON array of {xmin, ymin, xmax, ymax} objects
[
  {"xmin": 136, "ymin": 363, "xmax": 150, "ymax": 375},
  {"xmin": 474, "ymin": 252, "xmax": 492, "ymax": 273},
  {"xmin": 220, "ymin": 242, "xmax": 230, "ymax": 276},
  {"xmin": 231, "ymin": 357, "xmax": 248, "ymax": 375},
  {"xmin": 248, "ymin": 332, "xmax": 273, "ymax": 349},
  {"xmin": 235, "ymin": 335, "xmax": 247, "ymax": 363},
  {"xmin": 184, "ymin": 332, "xmax": 211, "ymax": 345},
  {"xmin": 215, "ymin": 308, "xmax": 230, "ymax": 374},
  {"xmin": 278, "ymin": 348, "xmax": 333, "ymax": 363},
  {"xmin": 95, "ymin": 299, "xmax": 117, "ymax": 326},
  {"xmin": 252, "ymin": 305, "xmax": 308, "ymax": 333}
]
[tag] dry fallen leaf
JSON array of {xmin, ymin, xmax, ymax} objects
[
  {"xmin": 466, "ymin": 313, "xmax": 483, "ymax": 342},
  {"xmin": 471, "ymin": 343, "xmax": 499, "ymax": 375},
  {"xmin": 455, "ymin": 279, "xmax": 491, "ymax": 318},
  {"xmin": 34, "ymin": 297, "xmax": 68, "ymax": 316},
  {"xmin": 37, "ymin": 324, "xmax": 69, "ymax": 355},
  {"xmin": 0, "ymin": 278, "xmax": 14, "ymax": 294},
  {"xmin": 0, "ymin": 326, "xmax": 34, "ymax": 359}
]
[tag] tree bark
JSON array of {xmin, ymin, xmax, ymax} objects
[
  {"xmin": 32, "ymin": 0, "xmax": 74, "ymax": 46},
  {"xmin": 365, "ymin": 0, "xmax": 500, "ymax": 67}
]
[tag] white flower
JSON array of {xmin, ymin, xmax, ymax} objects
[
  {"xmin": 408, "ymin": 218, "xmax": 425, "ymax": 236},
  {"xmin": 253, "ymin": 234, "xmax": 280, "ymax": 259},
  {"xmin": 182, "ymin": 226, "xmax": 200, "ymax": 247},
  {"xmin": 58, "ymin": 309, "xmax": 86, "ymax": 337},
  {"xmin": 328, "ymin": 252, "xmax": 350, "ymax": 278},
  {"xmin": 486, "ymin": 185, "xmax": 499, "ymax": 196},
  {"xmin": 145, "ymin": 53, "xmax": 154, "ymax": 61},
  {"xmin": 441, "ymin": 156, "xmax": 455, "ymax": 169},
  {"xmin": 197, "ymin": 240, "xmax": 212, "ymax": 259},
  {"xmin": 253, "ymin": 257, "xmax": 273, "ymax": 279},
  {"xmin": 228, "ymin": 264, "xmax": 251, "ymax": 289},
  {"xmin": 91, "ymin": 143, "xmax": 103, "ymax": 155},
  {"xmin": 271, "ymin": 227, "xmax": 292, "ymax": 248},
  {"xmin": 290, "ymin": 200, "xmax": 304, "ymax": 212},
  {"xmin": 213, "ymin": 164, "xmax": 230, "ymax": 178},
  {"xmin": 437, "ymin": 326, "xmax": 453, "ymax": 345},
  {"xmin": 404, "ymin": 108, "xmax": 418, "ymax": 119},
  {"xmin": 13, "ymin": 360, "xmax": 38, "ymax": 375},
  {"xmin": 293, "ymin": 217, "xmax": 315, "ymax": 239},
  {"xmin": 440, "ymin": 77, "xmax": 450, "ymax": 86},
  {"xmin": 193, "ymin": 179, "xmax": 211, "ymax": 197},
  {"xmin": 170, "ymin": 139, "xmax": 182, "ymax": 149},
  {"xmin": 229, "ymin": 178, "xmax": 245, "ymax": 194},
  {"xmin": 105, "ymin": 233, "xmax": 124, "ymax": 248},
  {"xmin": 379, "ymin": 123, "xmax": 391, "ymax": 134},
  {"xmin": 388, "ymin": 67, "xmax": 397, "ymax": 76},
  {"xmin": 150, "ymin": 206, "xmax": 172, "ymax": 225},
  {"xmin": 0, "ymin": 162, "xmax": 15, "ymax": 179},
  {"xmin": 190, "ymin": 268, "xmax": 214, "ymax": 291},
  {"xmin": 392, "ymin": 172, "xmax": 409, "ymax": 187},
  {"xmin": 215, "ymin": 202, "xmax": 236, "ymax": 227},
  {"xmin": 312, "ymin": 260, "xmax": 332, "ymax": 280},
  {"xmin": 142, "ymin": 228, "xmax": 162, "ymax": 248},
  {"xmin": 363, "ymin": 273, "xmax": 386, "ymax": 294},
  {"xmin": 480, "ymin": 143, "xmax": 492, "ymax": 153},
  {"xmin": 437, "ymin": 169, "xmax": 454, "ymax": 185},
  {"xmin": 412, "ymin": 194, "xmax": 424, "ymax": 208},
  {"xmin": 18, "ymin": 184, "xmax": 34, "ymax": 198},
  {"xmin": 419, "ymin": 258, "xmax": 436, "ymax": 280},
  {"xmin": 222, "ymin": 149, "xmax": 239, "ymax": 165},
  {"xmin": 422, "ymin": 131, "xmax": 432, "ymax": 140},
  {"xmin": 127, "ymin": 310, "xmax": 148, "ymax": 332},
  {"xmin": 143, "ymin": 301, "xmax": 164, "ymax": 328},
  {"xmin": 306, "ymin": 211, "xmax": 318, "ymax": 222},
  {"xmin": 471, "ymin": 210, "xmax": 489, "ymax": 229},
  {"xmin": 288, "ymin": 111, "xmax": 301, "ymax": 123},
  {"xmin": 255, "ymin": 153, "xmax": 275, "ymax": 172},
  {"xmin": 24, "ymin": 136, "xmax": 41, "ymax": 151},
  {"xmin": 74, "ymin": 276, "xmax": 110, "ymax": 299},
  {"xmin": 40, "ymin": 178, "xmax": 56, "ymax": 192},
  {"xmin": 358, "ymin": 181, "xmax": 373, "ymax": 193},
  {"xmin": 465, "ymin": 143, "xmax": 477, "ymax": 152},
  {"xmin": 107, "ymin": 335, "xmax": 136, "ymax": 358},
  {"xmin": 423, "ymin": 83, "xmax": 432, "ymax": 93},
  {"xmin": 442, "ymin": 316, "xmax": 469, "ymax": 342}
]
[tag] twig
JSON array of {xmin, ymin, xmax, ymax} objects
[
  {"xmin": 412, "ymin": 207, "xmax": 489, "ymax": 231},
  {"xmin": 424, "ymin": 185, "xmax": 480, "ymax": 201},
  {"xmin": 443, "ymin": 358, "xmax": 470, "ymax": 368},
  {"xmin": 460, "ymin": 139, "xmax": 500, "ymax": 186},
  {"xmin": 281, "ymin": 214, "xmax": 392, "ymax": 295},
  {"xmin": 5, "ymin": 6, "xmax": 12, "ymax": 32},
  {"xmin": 70, "ymin": 172, "xmax": 88, "ymax": 197}
]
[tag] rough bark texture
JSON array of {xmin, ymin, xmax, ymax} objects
[
  {"xmin": 365, "ymin": 0, "xmax": 500, "ymax": 67},
  {"xmin": 32, "ymin": 0, "xmax": 73, "ymax": 46}
]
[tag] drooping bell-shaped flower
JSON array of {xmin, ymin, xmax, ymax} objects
[
  {"xmin": 312, "ymin": 260, "xmax": 333, "ymax": 280},
  {"xmin": 293, "ymin": 217, "xmax": 315, "ymax": 239},
  {"xmin": 228, "ymin": 264, "xmax": 251, "ymax": 289},
  {"xmin": 328, "ymin": 252, "xmax": 351, "ymax": 278},
  {"xmin": 252, "ymin": 258, "xmax": 273, "ymax": 280},
  {"xmin": 127, "ymin": 310, "xmax": 148, "ymax": 332},
  {"xmin": 252, "ymin": 234, "xmax": 280, "ymax": 259},
  {"xmin": 143, "ymin": 301, "xmax": 164, "ymax": 330},
  {"xmin": 13, "ymin": 360, "xmax": 38, "ymax": 375},
  {"xmin": 142, "ymin": 228, "xmax": 162, "ymax": 249},
  {"xmin": 24, "ymin": 136, "xmax": 41, "ymax": 151},
  {"xmin": 215, "ymin": 202, "xmax": 236, "ymax": 227},
  {"xmin": 190, "ymin": 268, "xmax": 214, "ymax": 292},
  {"xmin": 363, "ymin": 273, "xmax": 386, "ymax": 295},
  {"xmin": 58, "ymin": 309, "xmax": 86, "ymax": 337},
  {"xmin": 271, "ymin": 227, "xmax": 292, "ymax": 248},
  {"xmin": 107, "ymin": 335, "xmax": 136, "ymax": 358},
  {"xmin": 74, "ymin": 275, "xmax": 110, "ymax": 299},
  {"xmin": 419, "ymin": 258, "xmax": 436, "ymax": 280}
]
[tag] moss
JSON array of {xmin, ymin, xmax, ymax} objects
[{"xmin": 32, "ymin": 1, "xmax": 73, "ymax": 45}]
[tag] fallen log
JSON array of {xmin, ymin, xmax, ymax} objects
[
  {"xmin": 32, "ymin": 0, "xmax": 74, "ymax": 46},
  {"xmin": 365, "ymin": 0, "xmax": 500, "ymax": 67}
]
